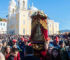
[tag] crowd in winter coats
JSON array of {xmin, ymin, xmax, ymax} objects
[{"xmin": 0, "ymin": 34, "xmax": 70, "ymax": 60}]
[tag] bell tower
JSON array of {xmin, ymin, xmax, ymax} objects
[
  {"xmin": 9, "ymin": 0, "xmax": 16, "ymax": 16},
  {"xmin": 17, "ymin": 0, "xmax": 28, "ymax": 10}
]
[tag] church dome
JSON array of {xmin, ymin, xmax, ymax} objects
[
  {"xmin": 29, "ymin": 3, "xmax": 38, "ymax": 11},
  {"xmin": 30, "ymin": 6, "xmax": 38, "ymax": 11}
]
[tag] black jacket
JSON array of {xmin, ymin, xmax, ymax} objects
[
  {"xmin": 8, "ymin": 55, "xmax": 14, "ymax": 60},
  {"xmin": 23, "ymin": 56, "xmax": 40, "ymax": 60}
]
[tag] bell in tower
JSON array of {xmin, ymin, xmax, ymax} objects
[
  {"xmin": 17, "ymin": 0, "xmax": 27, "ymax": 10},
  {"xmin": 23, "ymin": 0, "xmax": 28, "ymax": 10},
  {"xmin": 23, "ymin": 0, "xmax": 25, "ymax": 9}
]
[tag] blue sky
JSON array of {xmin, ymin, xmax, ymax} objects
[{"xmin": 0, "ymin": 0, "xmax": 70, "ymax": 30}]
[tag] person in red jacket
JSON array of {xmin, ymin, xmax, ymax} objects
[
  {"xmin": 8, "ymin": 48, "xmax": 20, "ymax": 60},
  {"xmin": 40, "ymin": 37, "xmax": 50, "ymax": 60},
  {"xmin": 4, "ymin": 46, "xmax": 11, "ymax": 60},
  {"xmin": 46, "ymin": 47, "xmax": 54, "ymax": 60}
]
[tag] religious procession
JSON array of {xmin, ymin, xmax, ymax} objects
[
  {"xmin": 0, "ymin": 0, "xmax": 70, "ymax": 60},
  {"xmin": 0, "ymin": 11, "xmax": 70, "ymax": 60}
]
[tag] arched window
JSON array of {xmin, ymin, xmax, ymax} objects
[
  {"xmin": 12, "ymin": 9, "xmax": 15, "ymax": 14},
  {"xmin": 18, "ymin": 1, "xmax": 19, "ymax": 6},
  {"xmin": 23, "ymin": 29, "xmax": 25, "ymax": 34},
  {"xmin": 23, "ymin": 1, "xmax": 25, "ymax": 9}
]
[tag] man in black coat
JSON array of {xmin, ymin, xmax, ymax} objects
[{"xmin": 23, "ymin": 46, "xmax": 40, "ymax": 60}]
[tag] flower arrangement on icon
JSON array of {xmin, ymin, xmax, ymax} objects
[{"xmin": 31, "ymin": 10, "xmax": 48, "ymax": 41}]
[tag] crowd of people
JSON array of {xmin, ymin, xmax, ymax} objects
[{"xmin": 0, "ymin": 34, "xmax": 70, "ymax": 60}]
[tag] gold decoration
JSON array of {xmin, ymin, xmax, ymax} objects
[{"xmin": 40, "ymin": 19, "xmax": 48, "ymax": 29}]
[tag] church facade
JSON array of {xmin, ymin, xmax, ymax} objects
[
  {"xmin": 7, "ymin": 0, "xmax": 59, "ymax": 35},
  {"xmin": 7, "ymin": 0, "xmax": 38, "ymax": 35}
]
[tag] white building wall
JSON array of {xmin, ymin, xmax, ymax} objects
[
  {"xmin": 0, "ymin": 22, "xmax": 7, "ymax": 34},
  {"xmin": 48, "ymin": 20, "xmax": 59, "ymax": 35}
]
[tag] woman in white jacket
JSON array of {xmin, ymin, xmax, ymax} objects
[
  {"xmin": 0, "ymin": 41, "xmax": 5, "ymax": 60},
  {"xmin": 0, "ymin": 52, "xmax": 5, "ymax": 60}
]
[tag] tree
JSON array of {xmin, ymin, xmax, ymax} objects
[{"xmin": 0, "ymin": 18, "xmax": 2, "ymax": 21}]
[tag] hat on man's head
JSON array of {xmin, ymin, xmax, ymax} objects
[
  {"xmin": 29, "ymin": 37, "xmax": 31, "ymax": 40},
  {"xmin": 20, "ymin": 37, "xmax": 24, "ymax": 41},
  {"xmin": 46, "ymin": 37, "xmax": 51, "ymax": 41},
  {"xmin": 28, "ymin": 43, "xmax": 32, "ymax": 46},
  {"xmin": 55, "ymin": 36, "xmax": 59, "ymax": 42},
  {"xmin": 2, "ymin": 40, "xmax": 6, "ymax": 44},
  {"xmin": 59, "ymin": 40, "xmax": 64, "ymax": 45},
  {"xmin": 12, "ymin": 39, "xmax": 17, "ymax": 43},
  {"xmin": 24, "ymin": 38, "xmax": 28, "ymax": 42}
]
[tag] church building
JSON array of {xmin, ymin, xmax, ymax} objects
[
  {"xmin": 7, "ymin": 0, "xmax": 38, "ymax": 35},
  {"xmin": 8, "ymin": 0, "xmax": 59, "ymax": 35}
]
